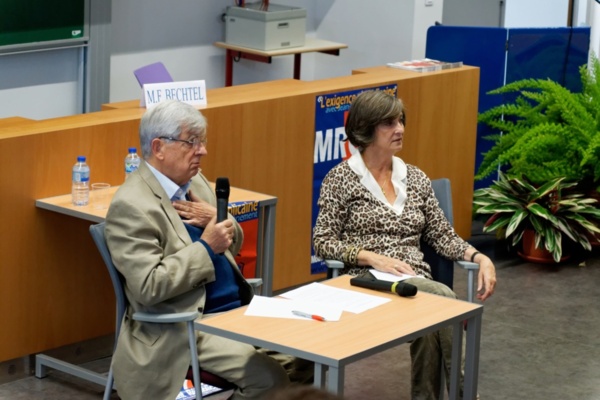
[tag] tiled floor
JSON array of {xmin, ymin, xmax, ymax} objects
[{"xmin": 1, "ymin": 228, "xmax": 599, "ymax": 400}]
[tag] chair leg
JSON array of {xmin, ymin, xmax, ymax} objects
[
  {"xmin": 187, "ymin": 321, "xmax": 202, "ymax": 400},
  {"xmin": 103, "ymin": 368, "xmax": 114, "ymax": 400}
]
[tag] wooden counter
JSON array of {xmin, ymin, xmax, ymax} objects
[
  {"xmin": 0, "ymin": 65, "xmax": 479, "ymax": 362},
  {"xmin": 0, "ymin": 116, "xmax": 34, "ymax": 129}
]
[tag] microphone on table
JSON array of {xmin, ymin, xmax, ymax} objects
[
  {"xmin": 215, "ymin": 177, "xmax": 230, "ymax": 223},
  {"xmin": 350, "ymin": 274, "xmax": 418, "ymax": 297}
]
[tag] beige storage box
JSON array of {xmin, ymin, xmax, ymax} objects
[{"xmin": 225, "ymin": 3, "xmax": 306, "ymax": 51}]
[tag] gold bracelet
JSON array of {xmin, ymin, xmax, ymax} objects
[
  {"xmin": 351, "ymin": 246, "xmax": 362, "ymax": 265},
  {"xmin": 343, "ymin": 246, "xmax": 362, "ymax": 265}
]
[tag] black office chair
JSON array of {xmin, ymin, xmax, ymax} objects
[
  {"xmin": 324, "ymin": 178, "xmax": 479, "ymax": 302},
  {"xmin": 89, "ymin": 222, "xmax": 236, "ymax": 400}
]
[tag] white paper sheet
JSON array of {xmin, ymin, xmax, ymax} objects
[
  {"xmin": 279, "ymin": 282, "xmax": 391, "ymax": 314},
  {"xmin": 369, "ymin": 269, "xmax": 426, "ymax": 282},
  {"xmin": 244, "ymin": 295, "xmax": 343, "ymax": 321}
]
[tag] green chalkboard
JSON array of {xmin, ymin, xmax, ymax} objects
[{"xmin": 0, "ymin": 0, "xmax": 87, "ymax": 49}]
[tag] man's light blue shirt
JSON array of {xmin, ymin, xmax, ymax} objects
[{"xmin": 146, "ymin": 161, "xmax": 191, "ymax": 201}]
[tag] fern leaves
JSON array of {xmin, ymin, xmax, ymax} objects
[{"xmin": 476, "ymin": 60, "xmax": 600, "ymax": 185}]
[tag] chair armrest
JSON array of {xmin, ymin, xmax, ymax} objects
[
  {"xmin": 246, "ymin": 278, "xmax": 263, "ymax": 289},
  {"xmin": 454, "ymin": 261, "xmax": 479, "ymax": 303},
  {"xmin": 133, "ymin": 310, "xmax": 200, "ymax": 324},
  {"xmin": 455, "ymin": 260, "xmax": 479, "ymax": 271},
  {"xmin": 246, "ymin": 278, "xmax": 264, "ymax": 295},
  {"xmin": 324, "ymin": 260, "xmax": 344, "ymax": 269},
  {"xmin": 324, "ymin": 259, "xmax": 344, "ymax": 278}
]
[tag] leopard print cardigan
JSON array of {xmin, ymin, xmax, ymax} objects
[{"xmin": 313, "ymin": 160, "xmax": 469, "ymax": 279}]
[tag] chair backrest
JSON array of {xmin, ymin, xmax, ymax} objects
[
  {"xmin": 431, "ymin": 178, "xmax": 453, "ymax": 226},
  {"xmin": 133, "ymin": 62, "xmax": 174, "ymax": 87},
  {"xmin": 89, "ymin": 222, "xmax": 127, "ymax": 337},
  {"xmin": 422, "ymin": 178, "xmax": 454, "ymax": 288}
]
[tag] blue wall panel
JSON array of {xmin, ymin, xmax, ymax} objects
[
  {"xmin": 506, "ymin": 27, "xmax": 590, "ymax": 91},
  {"xmin": 425, "ymin": 25, "xmax": 590, "ymax": 190},
  {"xmin": 426, "ymin": 26, "xmax": 507, "ymax": 189}
]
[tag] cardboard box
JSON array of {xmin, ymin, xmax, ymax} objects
[{"xmin": 225, "ymin": 3, "xmax": 306, "ymax": 51}]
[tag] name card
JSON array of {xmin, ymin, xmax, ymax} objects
[{"xmin": 141, "ymin": 80, "xmax": 207, "ymax": 108}]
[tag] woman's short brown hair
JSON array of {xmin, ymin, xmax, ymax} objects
[{"xmin": 345, "ymin": 90, "xmax": 405, "ymax": 150}]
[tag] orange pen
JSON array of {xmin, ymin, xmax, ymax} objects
[{"xmin": 292, "ymin": 310, "xmax": 326, "ymax": 322}]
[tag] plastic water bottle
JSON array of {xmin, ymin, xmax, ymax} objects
[
  {"xmin": 124, "ymin": 147, "xmax": 141, "ymax": 180},
  {"xmin": 72, "ymin": 156, "xmax": 90, "ymax": 206}
]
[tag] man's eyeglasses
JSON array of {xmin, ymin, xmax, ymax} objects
[{"xmin": 158, "ymin": 136, "xmax": 207, "ymax": 149}]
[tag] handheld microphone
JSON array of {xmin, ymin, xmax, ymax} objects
[
  {"xmin": 215, "ymin": 177, "xmax": 230, "ymax": 223},
  {"xmin": 350, "ymin": 274, "xmax": 418, "ymax": 297}
]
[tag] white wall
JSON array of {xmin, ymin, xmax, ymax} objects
[
  {"xmin": 589, "ymin": 0, "xmax": 600, "ymax": 56},
  {"xmin": 109, "ymin": 0, "xmax": 443, "ymax": 101},
  {"xmin": 307, "ymin": 0, "xmax": 442, "ymax": 81},
  {"xmin": 442, "ymin": 0, "xmax": 574, "ymax": 28},
  {"xmin": 0, "ymin": 0, "xmax": 585, "ymax": 119},
  {"xmin": 442, "ymin": 0, "xmax": 502, "ymax": 27},
  {"xmin": 109, "ymin": 0, "xmax": 230, "ymax": 102},
  {"xmin": 503, "ymin": 0, "xmax": 570, "ymax": 28},
  {"xmin": 573, "ymin": 0, "xmax": 590, "ymax": 27},
  {"xmin": 413, "ymin": 0, "xmax": 444, "ymax": 58},
  {"xmin": 0, "ymin": 0, "xmax": 445, "ymax": 113},
  {"xmin": 0, "ymin": 0, "xmax": 466, "ymax": 118},
  {"xmin": 0, "ymin": 48, "xmax": 84, "ymax": 120}
]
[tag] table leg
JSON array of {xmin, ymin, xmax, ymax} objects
[
  {"xmin": 463, "ymin": 313, "xmax": 482, "ymax": 400},
  {"xmin": 258, "ymin": 203, "xmax": 276, "ymax": 296},
  {"xmin": 326, "ymin": 365, "xmax": 344, "ymax": 395},
  {"xmin": 293, "ymin": 54, "xmax": 302, "ymax": 80},
  {"xmin": 225, "ymin": 49, "xmax": 234, "ymax": 86}
]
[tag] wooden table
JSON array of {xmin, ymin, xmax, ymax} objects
[
  {"xmin": 196, "ymin": 275, "xmax": 483, "ymax": 399},
  {"xmin": 36, "ymin": 183, "xmax": 279, "ymax": 296},
  {"xmin": 214, "ymin": 38, "xmax": 347, "ymax": 86}
]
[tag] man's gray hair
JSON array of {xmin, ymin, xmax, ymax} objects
[{"xmin": 139, "ymin": 100, "xmax": 207, "ymax": 159}]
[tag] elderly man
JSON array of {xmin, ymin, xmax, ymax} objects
[{"xmin": 105, "ymin": 100, "xmax": 293, "ymax": 399}]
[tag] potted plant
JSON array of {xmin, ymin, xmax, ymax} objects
[
  {"xmin": 472, "ymin": 55, "xmax": 600, "ymax": 257},
  {"xmin": 473, "ymin": 172, "xmax": 600, "ymax": 263}
]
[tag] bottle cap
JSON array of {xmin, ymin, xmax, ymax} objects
[
  {"xmin": 128, "ymin": 147, "xmax": 137, "ymax": 153},
  {"xmin": 77, "ymin": 156, "xmax": 86, "ymax": 162}
]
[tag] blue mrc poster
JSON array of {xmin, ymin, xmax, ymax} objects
[{"xmin": 311, "ymin": 84, "xmax": 398, "ymax": 274}]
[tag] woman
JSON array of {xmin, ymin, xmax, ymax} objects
[{"xmin": 312, "ymin": 90, "xmax": 496, "ymax": 399}]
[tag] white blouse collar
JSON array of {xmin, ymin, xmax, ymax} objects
[{"xmin": 348, "ymin": 152, "xmax": 408, "ymax": 214}]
